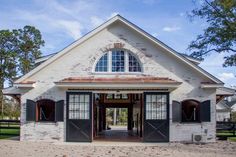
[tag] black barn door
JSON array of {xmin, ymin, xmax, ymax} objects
[
  {"xmin": 66, "ymin": 92, "xmax": 92, "ymax": 142},
  {"xmin": 144, "ymin": 92, "xmax": 169, "ymax": 142}
]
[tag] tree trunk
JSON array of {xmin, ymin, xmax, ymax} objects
[{"xmin": 0, "ymin": 77, "xmax": 4, "ymax": 119}]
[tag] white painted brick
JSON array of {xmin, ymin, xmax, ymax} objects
[{"xmin": 20, "ymin": 21, "xmax": 217, "ymax": 142}]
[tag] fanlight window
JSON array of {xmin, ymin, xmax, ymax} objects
[
  {"xmin": 112, "ymin": 51, "xmax": 125, "ymax": 72},
  {"xmin": 95, "ymin": 50, "xmax": 141, "ymax": 73},
  {"xmin": 95, "ymin": 53, "xmax": 108, "ymax": 72},
  {"xmin": 129, "ymin": 53, "xmax": 141, "ymax": 72}
]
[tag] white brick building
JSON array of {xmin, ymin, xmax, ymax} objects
[{"xmin": 3, "ymin": 15, "xmax": 234, "ymax": 143}]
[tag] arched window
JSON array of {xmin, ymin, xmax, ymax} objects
[
  {"xmin": 112, "ymin": 50, "xmax": 125, "ymax": 72},
  {"xmin": 128, "ymin": 53, "xmax": 141, "ymax": 72},
  {"xmin": 36, "ymin": 99, "xmax": 55, "ymax": 122},
  {"xmin": 181, "ymin": 99, "xmax": 200, "ymax": 122},
  {"xmin": 95, "ymin": 50, "xmax": 142, "ymax": 73},
  {"xmin": 95, "ymin": 53, "xmax": 108, "ymax": 72}
]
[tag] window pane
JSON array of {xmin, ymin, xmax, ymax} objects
[
  {"xmin": 128, "ymin": 53, "xmax": 141, "ymax": 72},
  {"xmin": 114, "ymin": 94, "xmax": 121, "ymax": 99},
  {"xmin": 69, "ymin": 94, "xmax": 90, "ymax": 119},
  {"xmin": 95, "ymin": 53, "xmax": 108, "ymax": 72},
  {"xmin": 112, "ymin": 50, "xmax": 125, "ymax": 72},
  {"xmin": 145, "ymin": 94, "xmax": 167, "ymax": 120},
  {"xmin": 121, "ymin": 94, "xmax": 128, "ymax": 99},
  {"xmin": 106, "ymin": 94, "xmax": 113, "ymax": 99}
]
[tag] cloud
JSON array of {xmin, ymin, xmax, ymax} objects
[
  {"xmin": 90, "ymin": 16, "xmax": 104, "ymax": 28},
  {"xmin": 218, "ymin": 73, "xmax": 235, "ymax": 82},
  {"xmin": 56, "ymin": 20, "xmax": 83, "ymax": 39},
  {"xmin": 90, "ymin": 12, "xmax": 119, "ymax": 28},
  {"xmin": 13, "ymin": 10, "xmax": 83, "ymax": 40},
  {"xmin": 163, "ymin": 26, "xmax": 181, "ymax": 32}
]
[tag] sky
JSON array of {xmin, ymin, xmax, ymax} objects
[{"xmin": 0, "ymin": 0, "xmax": 235, "ymax": 87}]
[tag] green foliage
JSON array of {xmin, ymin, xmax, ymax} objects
[
  {"xmin": 0, "ymin": 30, "xmax": 18, "ymax": 84},
  {"xmin": 118, "ymin": 108, "xmax": 128, "ymax": 125},
  {"xmin": 189, "ymin": 0, "xmax": 236, "ymax": 67},
  {"xmin": 0, "ymin": 30, "xmax": 18, "ymax": 117},
  {"xmin": 1, "ymin": 97, "xmax": 20, "ymax": 119},
  {"xmin": 14, "ymin": 26, "xmax": 44, "ymax": 74},
  {"xmin": 106, "ymin": 108, "xmax": 128, "ymax": 126},
  {"xmin": 231, "ymin": 111, "xmax": 236, "ymax": 122},
  {"xmin": 0, "ymin": 26, "xmax": 44, "ymax": 118}
]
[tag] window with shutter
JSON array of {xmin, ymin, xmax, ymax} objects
[
  {"xmin": 181, "ymin": 100, "xmax": 200, "ymax": 122},
  {"xmin": 172, "ymin": 99, "xmax": 211, "ymax": 123},
  {"xmin": 36, "ymin": 99, "xmax": 55, "ymax": 122},
  {"xmin": 55, "ymin": 100, "xmax": 64, "ymax": 122},
  {"xmin": 26, "ymin": 99, "xmax": 36, "ymax": 121},
  {"xmin": 200, "ymin": 100, "xmax": 211, "ymax": 122},
  {"xmin": 172, "ymin": 101, "xmax": 181, "ymax": 122}
]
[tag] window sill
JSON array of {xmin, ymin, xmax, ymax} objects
[
  {"xmin": 172, "ymin": 122, "xmax": 202, "ymax": 125},
  {"xmin": 35, "ymin": 121, "xmax": 58, "ymax": 125},
  {"xmin": 180, "ymin": 122, "xmax": 201, "ymax": 124}
]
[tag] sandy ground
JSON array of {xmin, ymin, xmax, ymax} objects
[{"xmin": 0, "ymin": 139, "xmax": 235, "ymax": 157}]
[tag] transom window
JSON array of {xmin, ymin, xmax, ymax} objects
[
  {"xmin": 129, "ymin": 53, "xmax": 141, "ymax": 72},
  {"xmin": 112, "ymin": 51, "xmax": 125, "ymax": 72},
  {"xmin": 95, "ymin": 53, "xmax": 108, "ymax": 72},
  {"xmin": 95, "ymin": 50, "xmax": 142, "ymax": 73}
]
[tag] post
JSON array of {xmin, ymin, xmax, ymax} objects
[
  {"xmin": 113, "ymin": 108, "xmax": 117, "ymax": 125},
  {"xmin": 234, "ymin": 122, "xmax": 236, "ymax": 136},
  {"xmin": 1, "ymin": 97, "xmax": 3, "ymax": 120}
]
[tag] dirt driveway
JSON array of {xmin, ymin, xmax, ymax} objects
[{"xmin": 0, "ymin": 139, "xmax": 235, "ymax": 157}]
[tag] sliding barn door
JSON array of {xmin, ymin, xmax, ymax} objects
[
  {"xmin": 144, "ymin": 92, "xmax": 169, "ymax": 142},
  {"xmin": 66, "ymin": 92, "xmax": 92, "ymax": 142}
]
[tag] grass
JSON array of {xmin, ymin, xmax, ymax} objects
[
  {"xmin": 0, "ymin": 128, "xmax": 20, "ymax": 140},
  {"xmin": 217, "ymin": 131, "xmax": 236, "ymax": 142},
  {"xmin": 217, "ymin": 132, "xmax": 236, "ymax": 136},
  {"xmin": 229, "ymin": 137, "xmax": 236, "ymax": 142},
  {"xmin": 0, "ymin": 135, "xmax": 14, "ymax": 139}
]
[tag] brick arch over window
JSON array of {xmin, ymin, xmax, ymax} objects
[
  {"xmin": 94, "ymin": 49, "xmax": 142, "ymax": 73},
  {"xmin": 181, "ymin": 99, "xmax": 200, "ymax": 122},
  {"xmin": 36, "ymin": 99, "xmax": 55, "ymax": 122}
]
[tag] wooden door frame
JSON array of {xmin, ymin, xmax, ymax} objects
[
  {"xmin": 66, "ymin": 91, "xmax": 93, "ymax": 142},
  {"xmin": 143, "ymin": 92, "xmax": 170, "ymax": 142}
]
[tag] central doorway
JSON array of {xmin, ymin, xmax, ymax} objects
[
  {"xmin": 93, "ymin": 93, "xmax": 143, "ymax": 142},
  {"xmin": 66, "ymin": 91, "xmax": 170, "ymax": 142}
]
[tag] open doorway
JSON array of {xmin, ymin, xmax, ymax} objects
[
  {"xmin": 93, "ymin": 93, "xmax": 142, "ymax": 142},
  {"xmin": 106, "ymin": 108, "xmax": 128, "ymax": 130}
]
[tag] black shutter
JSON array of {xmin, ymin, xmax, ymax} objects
[
  {"xmin": 55, "ymin": 100, "xmax": 64, "ymax": 122},
  {"xmin": 172, "ymin": 100, "xmax": 181, "ymax": 122},
  {"xmin": 200, "ymin": 100, "xmax": 211, "ymax": 122},
  {"xmin": 26, "ymin": 99, "xmax": 36, "ymax": 121}
]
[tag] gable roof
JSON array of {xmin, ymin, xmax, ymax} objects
[{"xmin": 15, "ymin": 15, "xmax": 223, "ymax": 84}]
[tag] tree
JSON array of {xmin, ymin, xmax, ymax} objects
[
  {"xmin": 14, "ymin": 26, "xmax": 44, "ymax": 74},
  {"xmin": 0, "ymin": 26, "xmax": 44, "ymax": 118},
  {"xmin": 231, "ymin": 111, "xmax": 236, "ymax": 122},
  {"xmin": 188, "ymin": 0, "xmax": 236, "ymax": 67},
  {"xmin": 1, "ymin": 96, "xmax": 20, "ymax": 119},
  {"xmin": 0, "ymin": 30, "xmax": 18, "ymax": 117}
]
